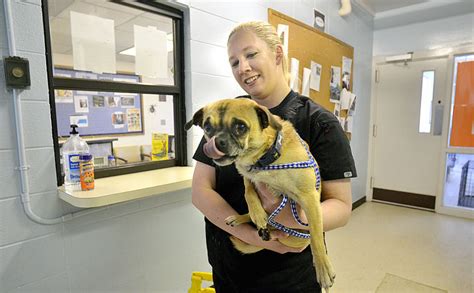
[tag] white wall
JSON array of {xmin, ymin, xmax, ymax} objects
[
  {"xmin": 373, "ymin": 13, "xmax": 474, "ymax": 56},
  {"xmin": 0, "ymin": 0, "xmax": 373, "ymax": 291}
]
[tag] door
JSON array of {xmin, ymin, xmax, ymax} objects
[{"xmin": 371, "ymin": 57, "xmax": 448, "ymax": 209}]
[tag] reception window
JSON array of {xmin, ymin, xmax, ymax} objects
[{"xmin": 43, "ymin": 0, "xmax": 186, "ymax": 184}]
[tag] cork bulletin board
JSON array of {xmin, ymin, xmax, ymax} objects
[{"xmin": 268, "ymin": 9, "xmax": 354, "ymax": 139}]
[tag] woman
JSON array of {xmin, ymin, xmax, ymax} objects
[{"xmin": 191, "ymin": 21, "xmax": 356, "ymax": 292}]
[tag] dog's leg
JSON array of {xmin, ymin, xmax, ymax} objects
[
  {"xmin": 298, "ymin": 191, "xmax": 336, "ymax": 290},
  {"xmin": 243, "ymin": 178, "xmax": 271, "ymax": 241},
  {"xmin": 225, "ymin": 213, "xmax": 251, "ymax": 227}
]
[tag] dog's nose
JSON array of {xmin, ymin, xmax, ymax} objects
[{"xmin": 215, "ymin": 137, "xmax": 227, "ymax": 152}]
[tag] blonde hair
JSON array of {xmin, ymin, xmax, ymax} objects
[{"xmin": 228, "ymin": 21, "xmax": 289, "ymax": 83}]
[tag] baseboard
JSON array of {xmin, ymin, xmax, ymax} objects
[
  {"xmin": 373, "ymin": 188, "xmax": 435, "ymax": 210},
  {"xmin": 352, "ymin": 196, "xmax": 366, "ymax": 210}
]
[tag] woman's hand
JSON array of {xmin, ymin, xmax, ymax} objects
[
  {"xmin": 243, "ymin": 227, "xmax": 307, "ymax": 254},
  {"xmin": 254, "ymin": 182, "xmax": 309, "ymax": 230}
]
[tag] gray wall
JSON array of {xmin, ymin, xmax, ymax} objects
[{"xmin": 0, "ymin": 0, "xmax": 373, "ymax": 291}]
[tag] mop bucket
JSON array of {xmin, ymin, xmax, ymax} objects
[{"xmin": 188, "ymin": 271, "xmax": 215, "ymax": 293}]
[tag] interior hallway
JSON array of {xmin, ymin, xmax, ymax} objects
[{"xmin": 326, "ymin": 202, "xmax": 473, "ymax": 293}]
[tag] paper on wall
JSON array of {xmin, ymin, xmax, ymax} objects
[
  {"xmin": 342, "ymin": 56, "xmax": 352, "ymax": 90},
  {"xmin": 340, "ymin": 88, "xmax": 351, "ymax": 110},
  {"xmin": 74, "ymin": 96, "xmax": 89, "ymax": 113},
  {"xmin": 345, "ymin": 115, "xmax": 353, "ymax": 133},
  {"xmin": 289, "ymin": 58, "xmax": 300, "ymax": 92},
  {"xmin": 302, "ymin": 67, "xmax": 311, "ymax": 96},
  {"xmin": 333, "ymin": 102, "xmax": 341, "ymax": 118},
  {"xmin": 135, "ymin": 25, "xmax": 168, "ymax": 78},
  {"xmin": 70, "ymin": 115, "xmax": 88, "ymax": 128},
  {"xmin": 330, "ymin": 66, "xmax": 341, "ymax": 88},
  {"xmin": 277, "ymin": 24, "xmax": 289, "ymax": 55},
  {"xmin": 348, "ymin": 93, "xmax": 357, "ymax": 116},
  {"xmin": 310, "ymin": 61, "xmax": 322, "ymax": 92},
  {"xmin": 71, "ymin": 11, "xmax": 116, "ymax": 74}
]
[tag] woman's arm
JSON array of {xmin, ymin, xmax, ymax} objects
[
  {"xmin": 256, "ymin": 178, "xmax": 352, "ymax": 232},
  {"xmin": 191, "ymin": 161, "xmax": 306, "ymax": 254}
]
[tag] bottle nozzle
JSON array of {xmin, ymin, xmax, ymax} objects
[{"xmin": 70, "ymin": 124, "xmax": 79, "ymax": 135}]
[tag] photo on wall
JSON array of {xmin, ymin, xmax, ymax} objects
[
  {"xmin": 107, "ymin": 96, "xmax": 120, "ymax": 107},
  {"xmin": 112, "ymin": 112, "xmax": 125, "ymax": 128},
  {"xmin": 120, "ymin": 96, "xmax": 135, "ymax": 108},
  {"xmin": 74, "ymin": 96, "xmax": 89, "ymax": 113},
  {"xmin": 92, "ymin": 95, "xmax": 105, "ymax": 107}
]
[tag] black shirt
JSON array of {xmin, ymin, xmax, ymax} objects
[{"xmin": 192, "ymin": 90, "xmax": 357, "ymax": 292}]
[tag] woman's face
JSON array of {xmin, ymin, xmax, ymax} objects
[{"xmin": 227, "ymin": 30, "xmax": 279, "ymax": 99}]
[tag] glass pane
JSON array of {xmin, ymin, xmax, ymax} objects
[
  {"xmin": 55, "ymin": 88, "xmax": 175, "ymax": 172},
  {"xmin": 419, "ymin": 71, "xmax": 434, "ymax": 133},
  {"xmin": 448, "ymin": 55, "xmax": 474, "ymax": 147},
  {"xmin": 48, "ymin": 0, "xmax": 175, "ymax": 85},
  {"xmin": 443, "ymin": 153, "xmax": 474, "ymax": 209}
]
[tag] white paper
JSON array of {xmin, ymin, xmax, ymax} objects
[
  {"xmin": 345, "ymin": 115, "xmax": 353, "ymax": 133},
  {"xmin": 277, "ymin": 24, "xmax": 289, "ymax": 56},
  {"xmin": 342, "ymin": 56, "xmax": 352, "ymax": 90},
  {"xmin": 302, "ymin": 68, "xmax": 311, "ymax": 96},
  {"xmin": 310, "ymin": 61, "xmax": 322, "ymax": 92},
  {"xmin": 340, "ymin": 88, "xmax": 351, "ymax": 110},
  {"xmin": 333, "ymin": 102, "xmax": 341, "ymax": 118},
  {"xmin": 135, "ymin": 25, "xmax": 168, "ymax": 78},
  {"xmin": 55, "ymin": 89, "xmax": 73, "ymax": 103},
  {"xmin": 330, "ymin": 66, "xmax": 341, "ymax": 87},
  {"xmin": 70, "ymin": 115, "xmax": 88, "ymax": 128},
  {"xmin": 290, "ymin": 58, "xmax": 300, "ymax": 92},
  {"xmin": 71, "ymin": 11, "xmax": 116, "ymax": 74},
  {"xmin": 348, "ymin": 93, "xmax": 357, "ymax": 116},
  {"xmin": 74, "ymin": 96, "xmax": 89, "ymax": 113}
]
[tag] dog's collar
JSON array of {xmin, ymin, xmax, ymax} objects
[{"xmin": 252, "ymin": 131, "xmax": 282, "ymax": 168}]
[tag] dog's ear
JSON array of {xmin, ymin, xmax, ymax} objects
[
  {"xmin": 255, "ymin": 105, "xmax": 282, "ymax": 131},
  {"xmin": 184, "ymin": 108, "xmax": 204, "ymax": 131}
]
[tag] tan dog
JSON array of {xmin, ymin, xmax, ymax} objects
[{"xmin": 185, "ymin": 98, "xmax": 335, "ymax": 289}]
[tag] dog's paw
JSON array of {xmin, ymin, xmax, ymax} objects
[
  {"xmin": 258, "ymin": 228, "xmax": 271, "ymax": 241},
  {"xmin": 315, "ymin": 259, "xmax": 336, "ymax": 289},
  {"xmin": 225, "ymin": 214, "xmax": 251, "ymax": 227},
  {"xmin": 225, "ymin": 215, "xmax": 238, "ymax": 227}
]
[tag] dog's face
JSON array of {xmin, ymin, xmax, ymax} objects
[{"xmin": 185, "ymin": 99, "xmax": 281, "ymax": 166}]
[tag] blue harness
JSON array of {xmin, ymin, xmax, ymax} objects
[{"xmin": 249, "ymin": 133, "xmax": 321, "ymax": 239}]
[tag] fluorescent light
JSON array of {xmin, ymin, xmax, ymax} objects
[
  {"xmin": 119, "ymin": 33, "xmax": 174, "ymax": 56},
  {"xmin": 385, "ymin": 53, "xmax": 412, "ymax": 63}
]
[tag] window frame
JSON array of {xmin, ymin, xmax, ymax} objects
[{"xmin": 42, "ymin": 0, "xmax": 187, "ymax": 186}]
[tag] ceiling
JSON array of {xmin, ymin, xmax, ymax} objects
[{"xmin": 355, "ymin": 0, "xmax": 474, "ymax": 30}]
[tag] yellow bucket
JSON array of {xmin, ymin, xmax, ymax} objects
[{"xmin": 188, "ymin": 272, "xmax": 215, "ymax": 293}]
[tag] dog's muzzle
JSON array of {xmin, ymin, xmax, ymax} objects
[{"xmin": 203, "ymin": 136, "xmax": 225, "ymax": 160}]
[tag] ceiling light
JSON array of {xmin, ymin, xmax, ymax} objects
[{"xmin": 385, "ymin": 53, "xmax": 412, "ymax": 63}]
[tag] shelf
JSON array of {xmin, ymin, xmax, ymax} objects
[{"xmin": 58, "ymin": 166, "xmax": 194, "ymax": 208}]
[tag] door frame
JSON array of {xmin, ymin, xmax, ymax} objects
[{"xmin": 367, "ymin": 45, "xmax": 474, "ymax": 219}]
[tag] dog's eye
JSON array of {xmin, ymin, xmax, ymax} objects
[
  {"xmin": 203, "ymin": 122, "xmax": 213, "ymax": 134},
  {"xmin": 233, "ymin": 123, "xmax": 247, "ymax": 136}
]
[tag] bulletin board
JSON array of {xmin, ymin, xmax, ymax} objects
[
  {"xmin": 54, "ymin": 68, "xmax": 143, "ymax": 137},
  {"xmin": 268, "ymin": 9, "xmax": 355, "ymax": 138}
]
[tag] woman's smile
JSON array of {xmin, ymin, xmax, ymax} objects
[{"xmin": 244, "ymin": 74, "xmax": 260, "ymax": 85}]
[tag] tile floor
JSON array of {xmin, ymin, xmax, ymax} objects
[{"xmin": 325, "ymin": 202, "xmax": 473, "ymax": 293}]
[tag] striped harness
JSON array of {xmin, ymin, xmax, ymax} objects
[{"xmin": 249, "ymin": 132, "xmax": 321, "ymax": 239}]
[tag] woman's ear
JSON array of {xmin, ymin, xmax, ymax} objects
[{"xmin": 275, "ymin": 45, "xmax": 284, "ymax": 65}]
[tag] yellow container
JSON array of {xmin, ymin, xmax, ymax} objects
[{"xmin": 188, "ymin": 272, "xmax": 215, "ymax": 293}]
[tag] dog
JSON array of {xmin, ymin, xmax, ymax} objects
[{"xmin": 185, "ymin": 98, "xmax": 335, "ymax": 289}]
